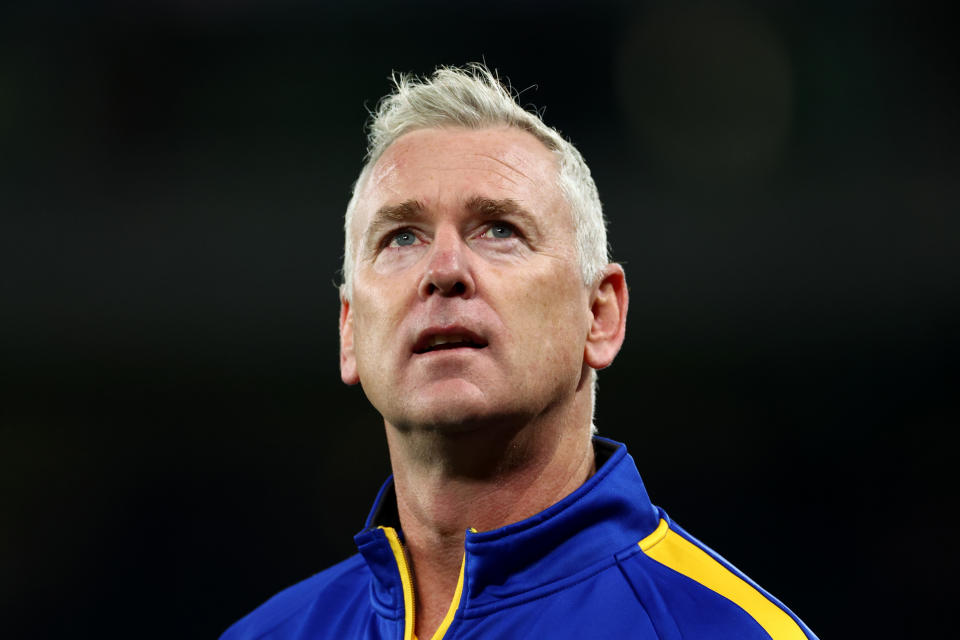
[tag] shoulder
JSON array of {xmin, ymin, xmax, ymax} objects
[
  {"xmin": 618, "ymin": 515, "xmax": 818, "ymax": 640},
  {"xmin": 219, "ymin": 553, "xmax": 369, "ymax": 640}
]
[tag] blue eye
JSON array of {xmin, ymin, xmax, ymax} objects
[
  {"xmin": 392, "ymin": 231, "xmax": 417, "ymax": 247},
  {"xmin": 487, "ymin": 224, "xmax": 513, "ymax": 239}
]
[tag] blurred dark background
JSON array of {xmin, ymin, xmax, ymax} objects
[{"xmin": 2, "ymin": 1, "xmax": 956, "ymax": 637}]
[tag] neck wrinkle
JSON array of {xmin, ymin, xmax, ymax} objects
[{"xmin": 385, "ymin": 393, "xmax": 596, "ymax": 539}]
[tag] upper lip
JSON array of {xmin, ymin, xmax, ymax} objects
[{"xmin": 412, "ymin": 325, "xmax": 489, "ymax": 354}]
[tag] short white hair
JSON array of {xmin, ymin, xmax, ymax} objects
[{"xmin": 341, "ymin": 63, "xmax": 609, "ymax": 298}]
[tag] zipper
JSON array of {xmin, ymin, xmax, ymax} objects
[
  {"xmin": 382, "ymin": 527, "xmax": 416, "ymax": 640},
  {"xmin": 381, "ymin": 526, "xmax": 468, "ymax": 640}
]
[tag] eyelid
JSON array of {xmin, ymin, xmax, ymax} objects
[
  {"xmin": 476, "ymin": 220, "xmax": 522, "ymax": 239},
  {"xmin": 381, "ymin": 226, "xmax": 425, "ymax": 249}
]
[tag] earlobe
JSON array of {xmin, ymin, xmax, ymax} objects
[
  {"xmin": 584, "ymin": 264, "xmax": 629, "ymax": 370},
  {"xmin": 339, "ymin": 292, "xmax": 360, "ymax": 385}
]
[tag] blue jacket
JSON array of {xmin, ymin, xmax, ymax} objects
[{"xmin": 221, "ymin": 438, "xmax": 817, "ymax": 639}]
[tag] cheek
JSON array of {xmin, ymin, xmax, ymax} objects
[
  {"xmin": 373, "ymin": 245, "xmax": 427, "ymax": 275},
  {"xmin": 506, "ymin": 273, "xmax": 590, "ymax": 353},
  {"xmin": 350, "ymin": 292, "xmax": 395, "ymax": 355}
]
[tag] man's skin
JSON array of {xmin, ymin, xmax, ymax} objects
[{"xmin": 339, "ymin": 126, "xmax": 628, "ymax": 638}]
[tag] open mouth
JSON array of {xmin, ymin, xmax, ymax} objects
[{"xmin": 413, "ymin": 333, "xmax": 489, "ymax": 354}]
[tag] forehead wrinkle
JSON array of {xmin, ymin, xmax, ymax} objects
[
  {"xmin": 471, "ymin": 152, "xmax": 542, "ymax": 186},
  {"xmin": 484, "ymin": 169, "xmax": 520, "ymax": 186}
]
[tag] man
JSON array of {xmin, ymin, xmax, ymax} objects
[{"xmin": 222, "ymin": 64, "xmax": 817, "ymax": 640}]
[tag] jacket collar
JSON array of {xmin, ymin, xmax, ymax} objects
[{"xmin": 354, "ymin": 437, "xmax": 660, "ymax": 612}]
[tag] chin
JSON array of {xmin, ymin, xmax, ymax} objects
[
  {"xmin": 394, "ymin": 385, "xmax": 526, "ymax": 434},
  {"xmin": 408, "ymin": 398, "xmax": 493, "ymax": 432}
]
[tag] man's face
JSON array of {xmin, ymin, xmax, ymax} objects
[{"xmin": 340, "ymin": 127, "xmax": 595, "ymax": 432}]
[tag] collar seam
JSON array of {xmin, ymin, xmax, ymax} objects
[
  {"xmin": 460, "ymin": 547, "xmax": 628, "ymax": 618},
  {"xmin": 467, "ymin": 443, "xmax": 627, "ymax": 544}
]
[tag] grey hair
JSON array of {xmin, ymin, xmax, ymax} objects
[{"xmin": 341, "ymin": 63, "xmax": 609, "ymax": 298}]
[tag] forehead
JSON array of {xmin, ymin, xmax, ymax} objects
[{"xmin": 352, "ymin": 126, "xmax": 566, "ymax": 233}]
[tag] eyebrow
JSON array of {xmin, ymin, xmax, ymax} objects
[
  {"xmin": 466, "ymin": 196, "xmax": 534, "ymax": 223},
  {"xmin": 466, "ymin": 197, "xmax": 544, "ymax": 242},
  {"xmin": 363, "ymin": 200, "xmax": 425, "ymax": 253}
]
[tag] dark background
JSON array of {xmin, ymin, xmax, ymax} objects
[{"xmin": 2, "ymin": 1, "xmax": 957, "ymax": 637}]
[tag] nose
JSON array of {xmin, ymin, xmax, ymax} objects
[{"xmin": 418, "ymin": 229, "xmax": 476, "ymax": 299}]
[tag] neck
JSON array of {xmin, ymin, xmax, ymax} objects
[{"xmin": 383, "ymin": 394, "xmax": 596, "ymax": 639}]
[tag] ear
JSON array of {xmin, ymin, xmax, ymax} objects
[
  {"xmin": 339, "ymin": 289, "xmax": 360, "ymax": 385},
  {"xmin": 584, "ymin": 263, "xmax": 628, "ymax": 370}
]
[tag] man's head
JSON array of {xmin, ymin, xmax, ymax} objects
[
  {"xmin": 339, "ymin": 64, "xmax": 627, "ymax": 434},
  {"xmin": 341, "ymin": 64, "xmax": 608, "ymax": 299}
]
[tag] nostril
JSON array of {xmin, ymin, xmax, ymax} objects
[{"xmin": 423, "ymin": 280, "xmax": 468, "ymax": 297}]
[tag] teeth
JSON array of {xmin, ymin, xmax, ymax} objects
[{"xmin": 428, "ymin": 334, "xmax": 467, "ymax": 348}]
